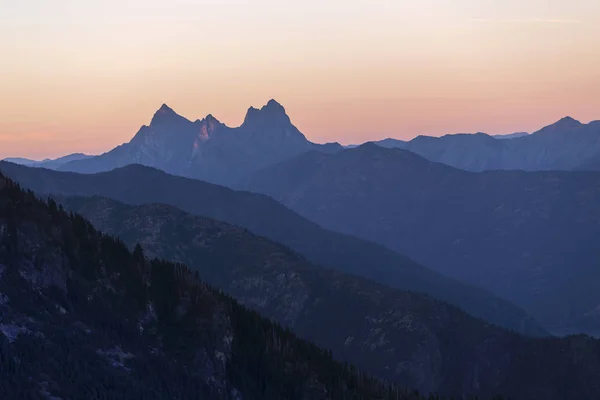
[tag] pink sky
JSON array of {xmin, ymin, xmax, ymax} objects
[{"xmin": 1, "ymin": 0, "xmax": 600, "ymax": 159}]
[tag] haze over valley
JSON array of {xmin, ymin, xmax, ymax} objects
[{"xmin": 2, "ymin": 1, "xmax": 600, "ymax": 399}]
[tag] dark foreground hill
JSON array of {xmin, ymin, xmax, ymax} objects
[
  {"xmin": 54, "ymin": 195, "xmax": 600, "ymax": 400},
  {"xmin": 0, "ymin": 161, "xmax": 546, "ymax": 337},
  {"xmin": 0, "ymin": 173, "xmax": 419, "ymax": 400},
  {"xmin": 244, "ymin": 144, "xmax": 600, "ymax": 335}
]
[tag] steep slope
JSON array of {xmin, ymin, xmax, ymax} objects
[
  {"xmin": 0, "ymin": 173, "xmax": 412, "ymax": 400},
  {"xmin": 244, "ymin": 144, "xmax": 600, "ymax": 335},
  {"xmin": 51, "ymin": 195, "xmax": 600, "ymax": 400},
  {"xmin": 0, "ymin": 161, "xmax": 547, "ymax": 337},
  {"xmin": 59, "ymin": 100, "xmax": 342, "ymax": 186}
]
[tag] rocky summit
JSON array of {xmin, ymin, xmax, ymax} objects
[{"xmin": 58, "ymin": 100, "xmax": 342, "ymax": 186}]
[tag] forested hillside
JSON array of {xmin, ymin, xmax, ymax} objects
[{"xmin": 0, "ymin": 173, "xmax": 417, "ymax": 399}]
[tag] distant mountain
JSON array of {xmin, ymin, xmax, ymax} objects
[
  {"xmin": 375, "ymin": 138, "xmax": 408, "ymax": 148},
  {"xmin": 349, "ymin": 132, "xmax": 528, "ymax": 152},
  {"xmin": 346, "ymin": 138, "xmax": 408, "ymax": 149},
  {"xmin": 55, "ymin": 195, "xmax": 600, "ymax": 399},
  {"xmin": 347, "ymin": 133, "xmax": 529, "ymax": 150},
  {"xmin": 492, "ymin": 132, "xmax": 529, "ymax": 140},
  {"xmin": 0, "ymin": 172, "xmax": 410, "ymax": 400},
  {"xmin": 58, "ymin": 100, "xmax": 342, "ymax": 186},
  {"xmin": 2, "ymin": 153, "xmax": 92, "ymax": 170},
  {"xmin": 349, "ymin": 118, "xmax": 599, "ymax": 171},
  {"xmin": 0, "ymin": 161, "xmax": 547, "ymax": 337},
  {"xmin": 2, "ymin": 157, "xmax": 40, "ymax": 165},
  {"xmin": 244, "ymin": 144, "xmax": 600, "ymax": 335},
  {"xmin": 400, "ymin": 117, "xmax": 600, "ymax": 171},
  {"xmin": 353, "ymin": 138, "xmax": 409, "ymax": 149},
  {"xmin": 36, "ymin": 153, "xmax": 92, "ymax": 169}
]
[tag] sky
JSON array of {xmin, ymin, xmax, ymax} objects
[{"xmin": 1, "ymin": 0, "xmax": 600, "ymax": 159}]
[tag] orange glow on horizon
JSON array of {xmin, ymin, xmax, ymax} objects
[{"xmin": 1, "ymin": 0, "xmax": 600, "ymax": 159}]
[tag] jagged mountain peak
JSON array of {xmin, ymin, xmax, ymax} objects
[
  {"xmin": 205, "ymin": 113, "xmax": 218, "ymax": 122},
  {"xmin": 150, "ymin": 103, "xmax": 191, "ymax": 127},
  {"xmin": 152, "ymin": 103, "xmax": 177, "ymax": 119},
  {"xmin": 265, "ymin": 98, "xmax": 285, "ymax": 111},
  {"xmin": 193, "ymin": 114, "xmax": 224, "ymax": 144},
  {"xmin": 195, "ymin": 113, "xmax": 221, "ymax": 125},
  {"xmin": 243, "ymin": 99, "xmax": 291, "ymax": 126},
  {"xmin": 158, "ymin": 103, "xmax": 173, "ymax": 112},
  {"xmin": 55, "ymin": 99, "xmax": 327, "ymax": 183},
  {"xmin": 535, "ymin": 116, "xmax": 583, "ymax": 135},
  {"xmin": 558, "ymin": 116, "xmax": 581, "ymax": 125}
]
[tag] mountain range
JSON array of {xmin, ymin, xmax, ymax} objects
[
  {"xmin": 3, "ymin": 97, "xmax": 600, "ymax": 398},
  {"xmin": 0, "ymin": 172, "xmax": 414, "ymax": 400},
  {"xmin": 57, "ymin": 100, "xmax": 341, "ymax": 186},
  {"xmin": 0, "ymin": 160, "xmax": 545, "ymax": 337},
  {"xmin": 52, "ymin": 194, "xmax": 600, "ymax": 399},
  {"xmin": 360, "ymin": 117, "xmax": 600, "ymax": 172},
  {"xmin": 244, "ymin": 143, "xmax": 600, "ymax": 335},
  {"xmin": 2, "ymin": 153, "xmax": 92, "ymax": 169},
  {"xmin": 4, "ymin": 101, "xmax": 600, "ymax": 190},
  {"xmin": 6, "ymin": 102, "xmax": 599, "ymax": 190},
  {"xmin": 346, "ymin": 131, "xmax": 529, "ymax": 149}
]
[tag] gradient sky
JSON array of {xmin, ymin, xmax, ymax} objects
[{"xmin": 1, "ymin": 0, "xmax": 600, "ymax": 159}]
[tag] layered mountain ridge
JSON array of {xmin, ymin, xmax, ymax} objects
[
  {"xmin": 244, "ymin": 143, "xmax": 600, "ymax": 335},
  {"xmin": 0, "ymin": 172, "xmax": 414, "ymax": 399},
  {"xmin": 55, "ymin": 194, "xmax": 600, "ymax": 399},
  {"xmin": 0, "ymin": 160, "xmax": 547, "ymax": 337},
  {"xmin": 7, "ymin": 106, "xmax": 600, "ymax": 188}
]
